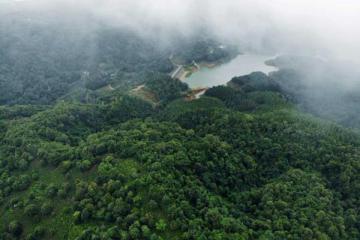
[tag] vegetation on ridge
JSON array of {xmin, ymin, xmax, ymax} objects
[{"xmin": 1, "ymin": 15, "xmax": 360, "ymax": 239}]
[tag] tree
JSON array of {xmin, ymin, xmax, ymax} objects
[
  {"xmin": 8, "ymin": 221, "xmax": 23, "ymax": 236},
  {"xmin": 41, "ymin": 202, "xmax": 54, "ymax": 216},
  {"xmin": 25, "ymin": 204, "xmax": 39, "ymax": 217},
  {"xmin": 155, "ymin": 219, "xmax": 167, "ymax": 232}
]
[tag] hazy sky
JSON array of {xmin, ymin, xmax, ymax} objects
[
  {"xmin": 3, "ymin": 0, "xmax": 360, "ymax": 61},
  {"xmin": 90, "ymin": 0, "xmax": 360, "ymax": 61}
]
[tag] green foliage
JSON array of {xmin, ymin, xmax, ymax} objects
[
  {"xmin": 7, "ymin": 221, "xmax": 23, "ymax": 237},
  {"xmin": 0, "ymin": 105, "xmax": 48, "ymax": 120},
  {"xmin": 145, "ymin": 73, "xmax": 189, "ymax": 103},
  {"xmin": 1, "ymin": 22, "xmax": 360, "ymax": 239},
  {"xmin": 107, "ymin": 95, "xmax": 154, "ymax": 124},
  {"xmin": 205, "ymin": 82, "xmax": 286, "ymax": 112},
  {"xmin": 240, "ymin": 169, "xmax": 346, "ymax": 239},
  {"xmin": 2, "ymin": 100, "xmax": 360, "ymax": 239},
  {"xmin": 24, "ymin": 204, "xmax": 40, "ymax": 217},
  {"xmin": 156, "ymin": 219, "xmax": 167, "ymax": 232},
  {"xmin": 229, "ymin": 71, "xmax": 281, "ymax": 93},
  {"xmin": 160, "ymin": 96, "xmax": 225, "ymax": 121}
]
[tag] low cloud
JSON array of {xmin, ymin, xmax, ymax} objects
[{"xmin": 4, "ymin": 0, "xmax": 360, "ymax": 60}]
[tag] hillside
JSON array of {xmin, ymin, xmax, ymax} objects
[
  {"xmin": 2, "ymin": 10, "xmax": 360, "ymax": 240},
  {"xmin": 1, "ymin": 69, "xmax": 360, "ymax": 239}
]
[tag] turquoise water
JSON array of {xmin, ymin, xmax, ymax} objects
[{"xmin": 185, "ymin": 54, "xmax": 277, "ymax": 88}]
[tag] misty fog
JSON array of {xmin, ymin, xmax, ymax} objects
[
  {"xmin": 3, "ymin": 0, "xmax": 360, "ymax": 58},
  {"xmin": 1, "ymin": 0, "xmax": 360, "ymax": 126}
]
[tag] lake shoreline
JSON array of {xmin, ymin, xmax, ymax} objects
[
  {"xmin": 179, "ymin": 55, "xmax": 237, "ymax": 81},
  {"xmin": 171, "ymin": 53, "xmax": 278, "ymax": 100},
  {"xmin": 184, "ymin": 54, "xmax": 278, "ymax": 89}
]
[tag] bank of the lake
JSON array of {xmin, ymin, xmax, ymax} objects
[{"xmin": 184, "ymin": 54, "xmax": 278, "ymax": 88}]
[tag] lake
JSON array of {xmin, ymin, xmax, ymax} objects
[{"xmin": 185, "ymin": 54, "xmax": 277, "ymax": 88}]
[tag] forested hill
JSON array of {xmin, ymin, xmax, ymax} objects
[
  {"xmin": 0, "ymin": 16, "xmax": 172, "ymax": 104},
  {"xmin": 0, "ymin": 10, "xmax": 233, "ymax": 105},
  {"xmin": 2, "ymin": 12, "xmax": 360, "ymax": 240}
]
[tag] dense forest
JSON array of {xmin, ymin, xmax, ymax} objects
[{"xmin": 2, "ymin": 5, "xmax": 360, "ymax": 240}]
